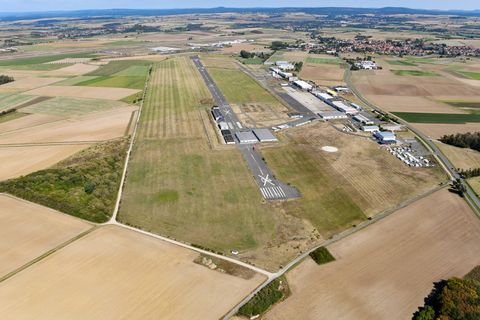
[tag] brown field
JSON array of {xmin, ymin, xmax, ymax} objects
[
  {"xmin": 25, "ymin": 85, "xmax": 140, "ymax": 100},
  {"xmin": 0, "ymin": 77, "xmax": 64, "ymax": 90},
  {"xmin": 0, "ymin": 107, "xmax": 136, "ymax": 144},
  {"xmin": 0, "ymin": 225, "xmax": 265, "ymax": 320},
  {"xmin": 367, "ymin": 95, "xmax": 463, "ymax": 114},
  {"xmin": 414, "ymin": 122, "xmax": 480, "ymax": 138},
  {"xmin": 266, "ymin": 189, "xmax": 480, "ymax": 320},
  {"xmin": 103, "ymin": 55, "xmax": 169, "ymax": 62},
  {"xmin": 0, "ymin": 195, "xmax": 91, "ymax": 277},
  {"xmin": 45, "ymin": 63, "xmax": 99, "ymax": 76},
  {"xmin": 300, "ymin": 63, "xmax": 346, "ymax": 87},
  {"xmin": 435, "ymin": 141, "xmax": 480, "ymax": 170},
  {"xmin": 0, "ymin": 144, "xmax": 91, "ymax": 181},
  {"xmin": 0, "ymin": 113, "xmax": 64, "ymax": 134},
  {"xmin": 222, "ymin": 43, "xmax": 269, "ymax": 54}
]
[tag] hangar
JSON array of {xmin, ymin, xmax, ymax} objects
[
  {"xmin": 236, "ymin": 131, "xmax": 259, "ymax": 144},
  {"xmin": 253, "ymin": 129, "xmax": 278, "ymax": 142}
]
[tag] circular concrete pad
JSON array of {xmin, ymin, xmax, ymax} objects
[{"xmin": 321, "ymin": 146, "xmax": 338, "ymax": 153}]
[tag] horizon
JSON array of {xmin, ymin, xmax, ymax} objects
[{"xmin": 0, "ymin": 1, "xmax": 478, "ymax": 13}]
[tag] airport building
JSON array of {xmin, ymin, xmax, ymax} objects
[
  {"xmin": 362, "ymin": 125, "xmax": 380, "ymax": 132},
  {"xmin": 353, "ymin": 114, "xmax": 375, "ymax": 125},
  {"xmin": 312, "ymin": 91, "xmax": 334, "ymax": 101},
  {"xmin": 318, "ymin": 111, "xmax": 348, "ymax": 120},
  {"xmin": 374, "ymin": 131, "xmax": 397, "ymax": 144},
  {"xmin": 381, "ymin": 124, "xmax": 406, "ymax": 132},
  {"xmin": 331, "ymin": 101, "xmax": 359, "ymax": 115},
  {"xmin": 253, "ymin": 129, "xmax": 278, "ymax": 142},
  {"xmin": 236, "ymin": 131, "xmax": 259, "ymax": 144},
  {"xmin": 293, "ymin": 80, "xmax": 313, "ymax": 91}
]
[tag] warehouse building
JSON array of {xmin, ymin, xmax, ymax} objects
[
  {"xmin": 381, "ymin": 124, "xmax": 406, "ymax": 132},
  {"xmin": 236, "ymin": 131, "xmax": 259, "ymax": 144},
  {"xmin": 374, "ymin": 131, "xmax": 397, "ymax": 144},
  {"xmin": 362, "ymin": 125, "xmax": 380, "ymax": 132},
  {"xmin": 312, "ymin": 91, "xmax": 334, "ymax": 101},
  {"xmin": 253, "ymin": 129, "xmax": 278, "ymax": 142},
  {"xmin": 353, "ymin": 114, "xmax": 375, "ymax": 125},
  {"xmin": 331, "ymin": 101, "xmax": 359, "ymax": 115},
  {"xmin": 318, "ymin": 111, "xmax": 348, "ymax": 120},
  {"xmin": 293, "ymin": 80, "xmax": 313, "ymax": 91}
]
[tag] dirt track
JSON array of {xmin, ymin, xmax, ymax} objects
[
  {"xmin": 266, "ymin": 189, "xmax": 480, "ymax": 320},
  {"xmin": 0, "ymin": 225, "xmax": 265, "ymax": 320}
]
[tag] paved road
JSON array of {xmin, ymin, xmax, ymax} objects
[
  {"xmin": 344, "ymin": 69, "xmax": 480, "ymax": 214},
  {"xmin": 192, "ymin": 56, "xmax": 300, "ymax": 201}
]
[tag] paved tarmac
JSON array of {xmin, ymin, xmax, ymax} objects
[{"xmin": 191, "ymin": 56, "xmax": 300, "ymax": 201}]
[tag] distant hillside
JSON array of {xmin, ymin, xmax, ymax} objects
[{"xmin": 0, "ymin": 7, "xmax": 480, "ymax": 21}]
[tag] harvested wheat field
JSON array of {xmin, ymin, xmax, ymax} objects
[
  {"xmin": 0, "ymin": 144, "xmax": 91, "ymax": 181},
  {"xmin": 0, "ymin": 225, "xmax": 265, "ymax": 320},
  {"xmin": 414, "ymin": 122, "xmax": 480, "ymax": 138},
  {"xmin": 300, "ymin": 63, "xmax": 345, "ymax": 87},
  {"xmin": 0, "ymin": 113, "xmax": 64, "ymax": 134},
  {"xmin": 0, "ymin": 107, "xmax": 136, "ymax": 144},
  {"xmin": 367, "ymin": 95, "xmax": 463, "ymax": 114},
  {"xmin": 266, "ymin": 189, "xmax": 480, "ymax": 320},
  {"xmin": 0, "ymin": 195, "xmax": 91, "ymax": 278},
  {"xmin": 0, "ymin": 77, "xmax": 64, "ymax": 90},
  {"xmin": 25, "ymin": 85, "xmax": 140, "ymax": 100},
  {"xmin": 45, "ymin": 63, "xmax": 99, "ymax": 76}
]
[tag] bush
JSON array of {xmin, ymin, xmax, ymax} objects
[
  {"xmin": 238, "ymin": 277, "xmax": 289, "ymax": 317},
  {"xmin": 0, "ymin": 74, "xmax": 14, "ymax": 85},
  {"xmin": 309, "ymin": 247, "xmax": 335, "ymax": 265}
]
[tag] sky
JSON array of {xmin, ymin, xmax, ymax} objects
[{"xmin": 0, "ymin": 1, "xmax": 478, "ymax": 12}]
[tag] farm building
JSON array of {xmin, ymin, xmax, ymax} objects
[
  {"xmin": 253, "ymin": 129, "xmax": 278, "ymax": 142},
  {"xmin": 374, "ymin": 131, "xmax": 397, "ymax": 144},
  {"xmin": 293, "ymin": 80, "xmax": 313, "ymax": 91},
  {"xmin": 362, "ymin": 125, "xmax": 380, "ymax": 132},
  {"xmin": 318, "ymin": 111, "xmax": 348, "ymax": 120},
  {"xmin": 331, "ymin": 101, "xmax": 359, "ymax": 115},
  {"xmin": 353, "ymin": 114, "xmax": 375, "ymax": 125},
  {"xmin": 236, "ymin": 131, "xmax": 259, "ymax": 144}
]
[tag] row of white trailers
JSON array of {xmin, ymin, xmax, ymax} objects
[{"xmin": 387, "ymin": 146, "xmax": 432, "ymax": 168}]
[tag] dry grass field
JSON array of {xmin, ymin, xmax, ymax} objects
[
  {"xmin": 266, "ymin": 189, "xmax": 480, "ymax": 320},
  {"xmin": 0, "ymin": 144, "xmax": 91, "ymax": 181},
  {"xmin": 25, "ymin": 85, "xmax": 140, "ymax": 100},
  {"xmin": 0, "ymin": 77, "xmax": 64, "ymax": 90},
  {"xmin": 414, "ymin": 123, "xmax": 480, "ymax": 138},
  {"xmin": 45, "ymin": 63, "xmax": 100, "ymax": 76},
  {"xmin": 0, "ymin": 225, "xmax": 265, "ymax": 320},
  {"xmin": 0, "ymin": 195, "xmax": 91, "ymax": 277},
  {"xmin": 263, "ymin": 123, "xmax": 445, "ymax": 219},
  {"xmin": 435, "ymin": 141, "xmax": 480, "ymax": 170},
  {"xmin": 0, "ymin": 107, "xmax": 136, "ymax": 144}
]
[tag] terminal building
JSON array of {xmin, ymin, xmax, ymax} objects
[{"xmin": 374, "ymin": 131, "xmax": 397, "ymax": 144}]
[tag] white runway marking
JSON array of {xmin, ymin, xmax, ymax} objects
[{"xmin": 260, "ymin": 186, "xmax": 287, "ymax": 200}]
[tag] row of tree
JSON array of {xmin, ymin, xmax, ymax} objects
[
  {"xmin": 239, "ymin": 50, "xmax": 271, "ymax": 61},
  {"xmin": 0, "ymin": 75, "xmax": 14, "ymax": 85},
  {"xmin": 440, "ymin": 132, "xmax": 480, "ymax": 152},
  {"xmin": 459, "ymin": 167, "xmax": 480, "ymax": 179}
]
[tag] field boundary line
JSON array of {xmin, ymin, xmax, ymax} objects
[{"xmin": 0, "ymin": 226, "xmax": 98, "ymax": 284}]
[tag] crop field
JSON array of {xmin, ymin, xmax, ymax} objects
[
  {"xmin": 0, "ymin": 113, "xmax": 64, "ymax": 134},
  {"xmin": 0, "ymin": 53, "xmax": 95, "ymax": 67},
  {"xmin": 0, "ymin": 93, "xmax": 38, "ymax": 112},
  {"xmin": 0, "ymin": 107, "xmax": 136, "ymax": 144},
  {"xmin": 393, "ymin": 112, "xmax": 480, "ymax": 123},
  {"xmin": 55, "ymin": 76, "xmax": 99, "ymax": 86},
  {"xmin": 25, "ymin": 85, "xmax": 140, "ymax": 100},
  {"xmin": 262, "ymin": 123, "xmax": 445, "ymax": 222},
  {"xmin": 0, "ymin": 225, "xmax": 265, "ymax": 320},
  {"xmin": 46, "ymin": 64, "xmax": 99, "ymax": 77},
  {"xmin": 385, "ymin": 59, "xmax": 417, "ymax": 66},
  {"xmin": 76, "ymin": 75, "xmax": 146, "ymax": 89},
  {"xmin": 305, "ymin": 57, "xmax": 343, "ymax": 65},
  {"xmin": 0, "ymin": 77, "xmax": 64, "ymax": 90},
  {"xmin": 119, "ymin": 57, "xmax": 278, "ymax": 253},
  {"xmin": 267, "ymin": 189, "xmax": 480, "ymax": 320},
  {"xmin": 458, "ymin": 71, "xmax": 480, "ymax": 80},
  {"xmin": 0, "ymin": 194, "xmax": 91, "ymax": 278},
  {"xmin": 392, "ymin": 69, "xmax": 439, "ymax": 77},
  {"xmin": 300, "ymin": 62, "xmax": 346, "ymax": 87},
  {"xmin": 87, "ymin": 60, "xmax": 151, "ymax": 76},
  {"xmin": 444, "ymin": 100, "xmax": 480, "ymax": 110},
  {"xmin": 0, "ymin": 112, "xmax": 27, "ymax": 124},
  {"xmin": 22, "ymin": 97, "xmax": 128, "ymax": 117}
]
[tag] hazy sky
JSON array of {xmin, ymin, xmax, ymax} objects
[{"xmin": 0, "ymin": 1, "xmax": 478, "ymax": 12}]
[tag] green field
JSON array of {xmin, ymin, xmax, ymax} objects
[
  {"xmin": 386, "ymin": 59, "xmax": 417, "ymax": 66},
  {"xmin": 76, "ymin": 75, "xmax": 146, "ymax": 89},
  {"xmin": 457, "ymin": 71, "xmax": 480, "ymax": 80},
  {"xmin": 262, "ymin": 143, "xmax": 366, "ymax": 235},
  {"xmin": 306, "ymin": 57, "xmax": 343, "ymax": 65},
  {"xmin": 0, "ymin": 93, "xmax": 37, "ymax": 112},
  {"xmin": 0, "ymin": 63, "xmax": 73, "ymax": 71},
  {"xmin": 22, "ymin": 96, "xmax": 127, "ymax": 116},
  {"xmin": 208, "ymin": 67, "xmax": 280, "ymax": 105},
  {"xmin": 393, "ymin": 112, "xmax": 480, "ymax": 123},
  {"xmin": 0, "ymin": 139, "xmax": 128, "ymax": 223},
  {"xmin": 87, "ymin": 60, "xmax": 151, "ymax": 76},
  {"xmin": 237, "ymin": 57, "xmax": 264, "ymax": 65},
  {"xmin": 392, "ymin": 70, "xmax": 439, "ymax": 77},
  {"xmin": 56, "ymin": 76, "xmax": 99, "ymax": 86},
  {"xmin": 0, "ymin": 53, "xmax": 95, "ymax": 67},
  {"xmin": 119, "ymin": 57, "xmax": 277, "ymax": 253}
]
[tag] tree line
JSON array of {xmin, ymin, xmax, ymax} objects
[
  {"xmin": 0, "ymin": 75, "xmax": 14, "ymax": 85},
  {"xmin": 440, "ymin": 132, "xmax": 480, "ymax": 152}
]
